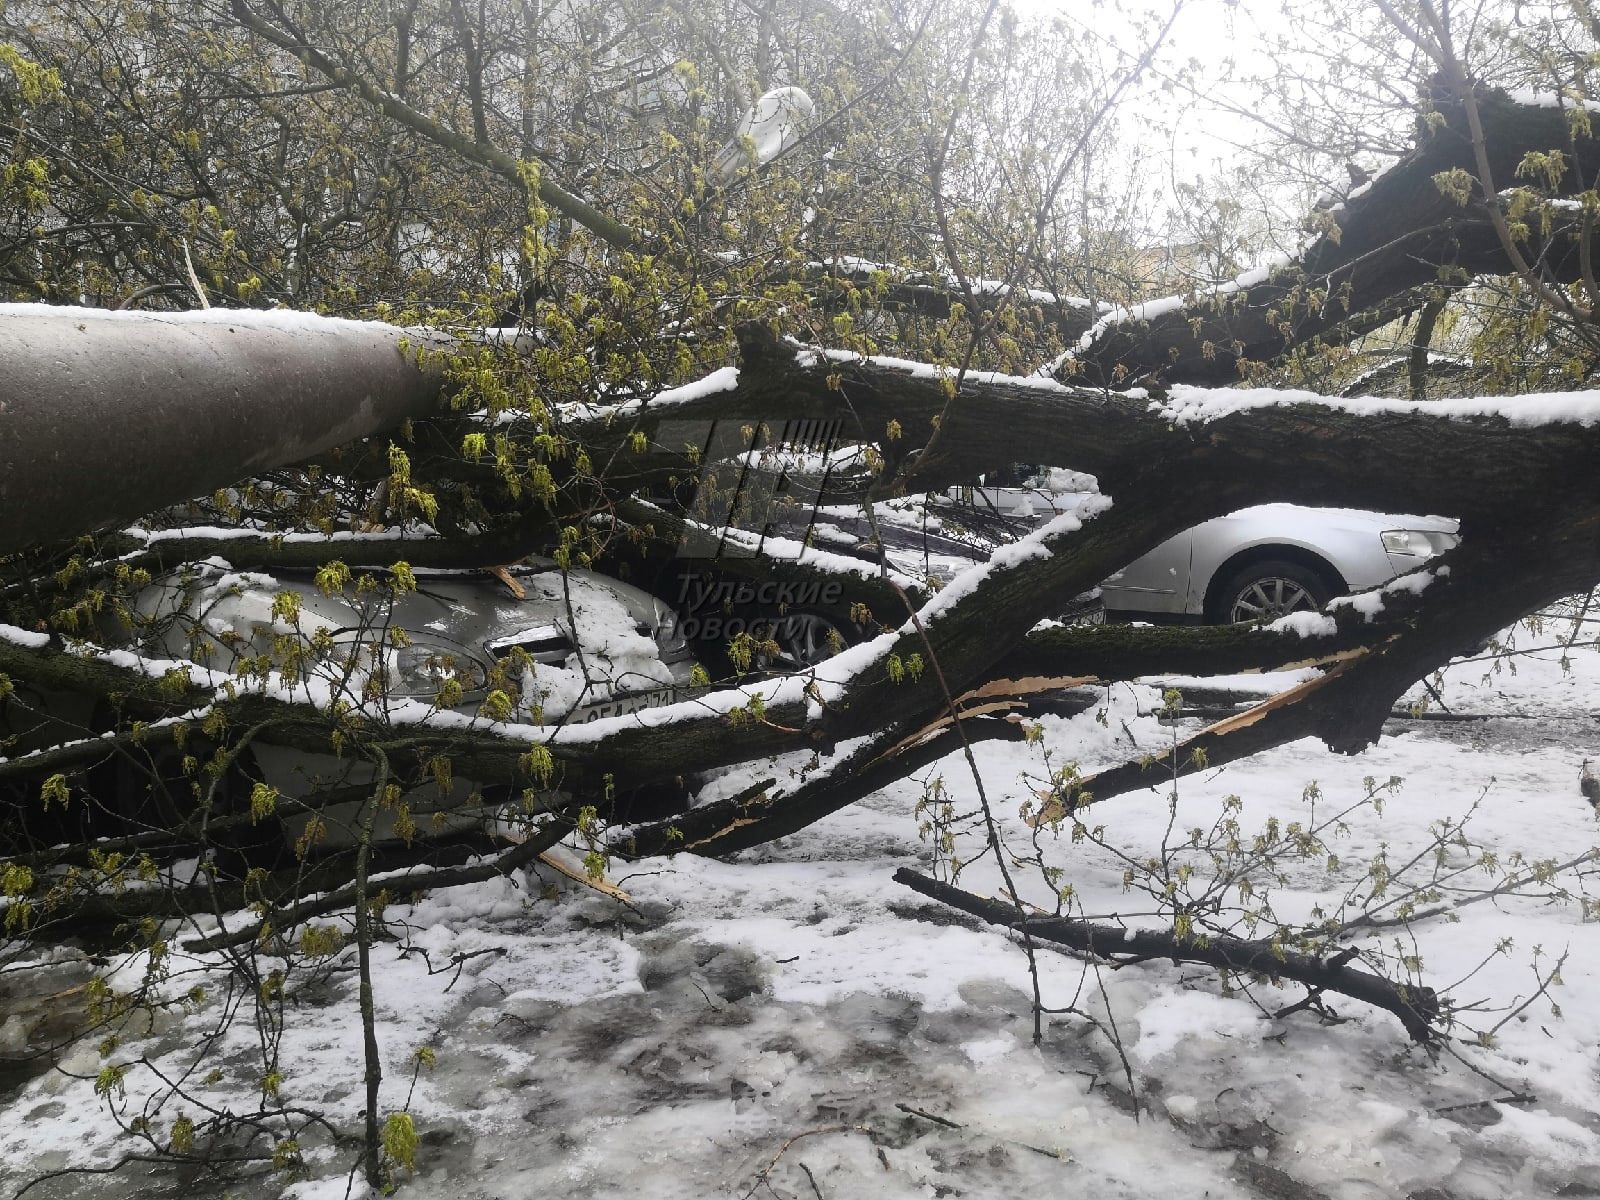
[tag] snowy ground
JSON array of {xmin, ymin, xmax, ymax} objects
[{"xmin": 4, "ymin": 617, "xmax": 1600, "ymax": 1199}]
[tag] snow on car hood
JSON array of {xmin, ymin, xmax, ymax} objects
[
  {"xmin": 1220, "ymin": 502, "xmax": 1458, "ymax": 534},
  {"xmin": 132, "ymin": 561, "xmax": 685, "ymax": 723}
]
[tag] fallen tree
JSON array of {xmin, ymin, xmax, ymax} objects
[
  {"xmin": 15, "ymin": 4, "xmax": 1600, "ymax": 1196},
  {"xmin": 7, "ymin": 309, "xmax": 1600, "ymax": 854},
  {"xmin": 8, "ymin": 11, "xmax": 1600, "ymax": 1188}
]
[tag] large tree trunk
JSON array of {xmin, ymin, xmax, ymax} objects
[{"xmin": 0, "ymin": 307, "xmax": 447, "ymax": 555}]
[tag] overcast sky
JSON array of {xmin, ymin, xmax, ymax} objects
[
  {"xmin": 1007, "ymin": 0, "xmax": 1373, "ymax": 263},
  {"xmin": 1043, "ymin": 0, "xmax": 1287, "ymax": 170}
]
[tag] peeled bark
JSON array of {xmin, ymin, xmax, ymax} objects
[{"xmin": 0, "ymin": 307, "xmax": 447, "ymax": 556}]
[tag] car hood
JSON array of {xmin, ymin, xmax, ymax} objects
[
  {"xmin": 134, "ymin": 559, "xmax": 691, "ymax": 722},
  {"xmin": 1218, "ymin": 503, "xmax": 1459, "ymax": 534}
]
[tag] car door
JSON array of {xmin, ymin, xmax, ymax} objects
[{"xmin": 1100, "ymin": 528, "xmax": 1195, "ymax": 617}]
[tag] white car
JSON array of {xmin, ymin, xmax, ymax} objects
[
  {"xmin": 1100, "ymin": 503, "xmax": 1459, "ymax": 623},
  {"xmin": 939, "ymin": 474, "xmax": 1459, "ymax": 623}
]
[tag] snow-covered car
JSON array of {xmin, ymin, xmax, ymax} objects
[
  {"xmin": 95, "ymin": 558, "xmax": 700, "ymax": 849},
  {"xmin": 939, "ymin": 473, "xmax": 1459, "ymax": 623},
  {"xmin": 136, "ymin": 557, "xmax": 698, "ymax": 724}
]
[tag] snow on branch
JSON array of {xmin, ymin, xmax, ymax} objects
[{"xmin": 1060, "ymin": 87, "xmax": 1600, "ymax": 387}]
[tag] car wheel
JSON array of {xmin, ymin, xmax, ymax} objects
[
  {"xmin": 755, "ymin": 611, "xmax": 855, "ymax": 670},
  {"xmin": 1213, "ymin": 559, "xmax": 1333, "ymax": 624}
]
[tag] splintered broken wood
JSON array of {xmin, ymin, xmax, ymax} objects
[
  {"xmin": 1028, "ymin": 666, "xmax": 1352, "ymax": 826},
  {"xmin": 537, "ymin": 846, "xmax": 633, "ymax": 904},
  {"xmin": 489, "ymin": 565, "xmax": 527, "ymax": 599},
  {"xmin": 495, "ymin": 825, "xmax": 633, "ymax": 904},
  {"xmin": 617, "ymin": 685, "xmax": 1099, "ymax": 860},
  {"xmin": 1195, "ymin": 662, "xmax": 1348, "ymax": 736},
  {"xmin": 882, "ymin": 675, "xmax": 1099, "ymax": 759}
]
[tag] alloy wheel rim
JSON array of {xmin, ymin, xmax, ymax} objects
[
  {"xmin": 1229, "ymin": 577, "xmax": 1316, "ymax": 623},
  {"xmin": 747, "ymin": 613, "xmax": 846, "ymax": 670},
  {"xmin": 778, "ymin": 614, "xmax": 841, "ymax": 667}
]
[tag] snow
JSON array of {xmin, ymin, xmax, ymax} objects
[
  {"xmin": 7, "ymin": 616, "xmax": 1600, "ymax": 1197},
  {"xmin": 1328, "ymin": 565, "xmax": 1441, "ymax": 622},
  {"xmin": 562, "ymin": 365, "xmax": 742, "ymax": 423},
  {"xmin": 91, "ymin": 644, "xmax": 232, "ymax": 689},
  {"xmin": 1129, "ymin": 990, "xmax": 1267, "ymax": 1064},
  {"xmin": 646, "ymin": 364, "xmax": 741, "ymax": 407},
  {"xmin": 1263, "ymin": 610, "xmax": 1338, "ymax": 638},
  {"xmin": 0, "ymin": 622, "xmax": 49, "ymax": 649},
  {"xmin": 137, "ymin": 525, "xmax": 422, "ymax": 545},
  {"xmin": 1157, "ymin": 382, "xmax": 1600, "ymax": 427},
  {"xmin": 1504, "ymin": 87, "xmax": 1600, "ymax": 113},
  {"xmin": 0, "ymin": 301, "xmax": 404, "ymax": 335},
  {"xmin": 812, "ymin": 254, "xmax": 1103, "ymax": 311},
  {"xmin": 1073, "ymin": 254, "xmax": 1294, "ymax": 354},
  {"xmin": 667, "ymin": 507, "xmax": 921, "ymax": 589},
  {"xmin": 1135, "ymin": 668, "xmax": 1320, "ymax": 694},
  {"xmin": 794, "ymin": 344, "xmax": 1133, "ymax": 398}
]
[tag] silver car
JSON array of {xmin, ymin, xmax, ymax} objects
[
  {"xmin": 938, "ymin": 476, "xmax": 1459, "ymax": 623},
  {"xmin": 135, "ymin": 557, "xmax": 698, "ymax": 723},
  {"xmin": 2, "ymin": 558, "xmax": 701, "ymax": 855},
  {"xmin": 1100, "ymin": 503, "xmax": 1460, "ymax": 623}
]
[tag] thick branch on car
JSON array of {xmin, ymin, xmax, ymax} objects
[
  {"xmin": 1071, "ymin": 527, "xmax": 1600, "ymax": 807},
  {"xmin": 633, "ymin": 325, "xmax": 1600, "ymax": 523}
]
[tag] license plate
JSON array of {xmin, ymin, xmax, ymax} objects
[{"xmin": 573, "ymin": 686, "xmax": 678, "ymax": 723}]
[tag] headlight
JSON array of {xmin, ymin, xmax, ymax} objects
[
  {"xmin": 653, "ymin": 604, "xmax": 693, "ymax": 663},
  {"xmin": 1381, "ymin": 529, "xmax": 1459, "ymax": 556},
  {"xmin": 390, "ymin": 641, "xmax": 489, "ymax": 697}
]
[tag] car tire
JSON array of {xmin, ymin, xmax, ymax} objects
[
  {"xmin": 753, "ymin": 610, "xmax": 858, "ymax": 671},
  {"xmin": 1211, "ymin": 559, "xmax": 1334, "ymax": 624}
]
